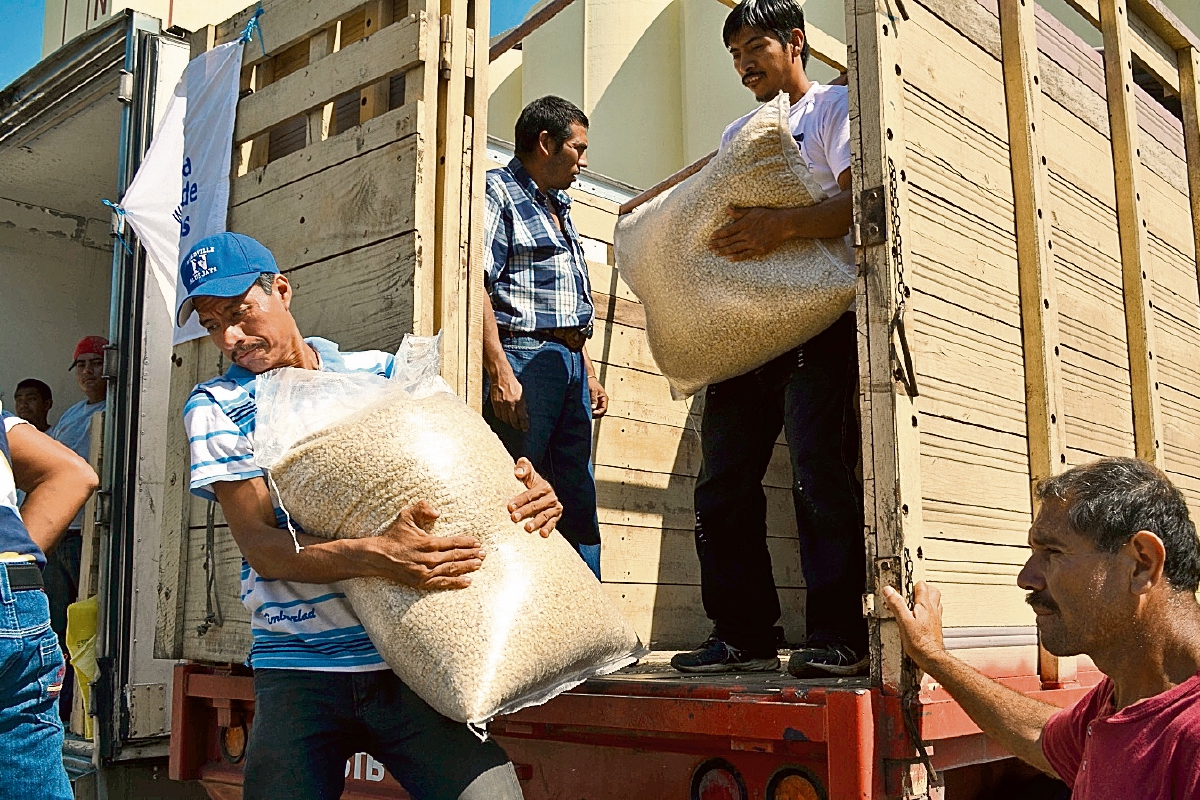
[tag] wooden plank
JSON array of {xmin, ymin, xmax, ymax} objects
[
  {"xmin": 155, "ymin": 339, "xmax": 223, "ymax": 660},
  {"xmin": 306, "ymin": 24, "xmax": 340, "ymax": 145},
  {"xmin": 236, "ymin": 59, "xmax": 273, "ymax": 177},
  {"xmin": 463, "ymin": 0, "xmax": 491, "ymax": 413},
  {"xmin": 215, "ymin": 0, "xmax": 381, "ymax": 65},
  {"xmin": 850, "ymin": 0, "xmax": 927, "ymax": 690},
  {"xmin": 232, "ymin": 102, "xmax": 422, "ymax": 207},
  {"xmin": 435, "ymin": 1, "xmax": 470, "ymax": 397},
  {"xmin": 1181, "ymin": 48, "xmax": 1200, "ymax": 319},
  {"xmin": 286, "ymin": 233, "xmax": 418, "ymax": 352},
  {"xmin": 1099, "ymin": 0, "xmax": 1164, "ymax": 467},
  {"xmin": 407, "ymin": 0, "xmax": 442, "ymax": 338},
  {"xmin": 998, "ymin": 0, "xmax": 1073, "ymax": 687},
  {"xmin": 1126, "ymin": 0, "xmax": 1200, "ymax": 52},
  {"xmin": 70, "ymin": 413, "xmax": 105, "ymax": 736},
  {"xmin": 233, "ymin": 13, "xmax": 425, "ymax": 144},
  {"xmin": 228, "ymin": 137, "xmax": 420, "ymax": 273},
  {"xmin": 359, "ymin": 1, "xmax": 396, "ymax": 124}
]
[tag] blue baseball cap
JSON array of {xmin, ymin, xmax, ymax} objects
[{"xmin": 177, "ymin": 232, "xmax": 280, "ymax": 327}]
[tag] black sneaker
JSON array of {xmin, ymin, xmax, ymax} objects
[
  {"xmin": 787, "ymin": 642, "xmax": 868, "ymax": 678},
  {"xmin": 670, "ymin": 632, "xmax": 780, "ymax": 674}
]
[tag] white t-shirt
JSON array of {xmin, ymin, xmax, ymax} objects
[{"xmin": 720, "ymin": 83, "xmax": 854, "ymax": 274}]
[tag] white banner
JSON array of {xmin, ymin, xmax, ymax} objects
[{"xmin": 121, "ymin": 40, "xmax": 243, "ymax": 344}]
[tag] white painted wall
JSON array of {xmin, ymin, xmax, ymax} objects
[{"xmin": 0, "ymin": 204, "xmax": 112, "ymax": 424}]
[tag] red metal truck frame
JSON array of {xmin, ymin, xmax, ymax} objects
[{"xmin": 170, "ymin": 658, "xmax": 1101, "ymax": 799}]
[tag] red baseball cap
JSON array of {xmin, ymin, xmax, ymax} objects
[{"xmin": 70, "ymin": 336, "xmax": 109, "ymax": 370}]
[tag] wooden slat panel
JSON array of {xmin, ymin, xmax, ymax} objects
[
  {"xmin": 228, "ymin": 137, "xmax": 420, "ymax": 273},
  {"xmin": 1059, "ymin": 0, "xmax": 1181, "ymax": 93},
  {"xmin": 600, "ymin": 526, "xmax": 803, "ymax": 588},
  {"xmin": 604, "ymin": 583, "xmax": 805, "ymax": 648},
  {"xmin": 233, "ymin": 14, "xmax": 426, "ymax": 144}
]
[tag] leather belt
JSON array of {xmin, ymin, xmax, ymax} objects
[
  {"xmin": 3, "ymin": 562, "xmax": 44, "ymax": 592},
  {"xmin": 501, "ymin": 326, "xmax": 591, "ymax": 352}
]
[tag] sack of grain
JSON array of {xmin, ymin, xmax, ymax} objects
[
  {"xmin": 254, "ymin": 337, "xmax": 643, "ymax": 727},
  {"xmin": 614, "ymin": 93, "xmax": 857, "ymax": 399}
]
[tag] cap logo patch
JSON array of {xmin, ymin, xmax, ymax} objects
[{"xmin": 187, "ymin": 246, "xmax": 217, "ymax": 285}]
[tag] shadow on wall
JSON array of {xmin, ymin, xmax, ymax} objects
[{"xmin": 582, "ymin": 0, "xmax": 684, "ymax": 189}]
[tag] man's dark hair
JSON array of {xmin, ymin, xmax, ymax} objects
[
  {"xmin": 722, "ymin": 0, "xmax": 810, "ymax": 67},
  {"xmin": 1036, "ymin": 457, "xmax": 1200, "ymax": 593},
  {"xmin": 514, "ymin": 96, "xmax": 589, "ymax": 156},
  {"xmin": 16, "ymin": 378, "xmax": 52, "ymax": 403}
]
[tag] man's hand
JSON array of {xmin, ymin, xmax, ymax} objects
[
  {"xmin": 490, "ymin": 367, "xmax": 530, "ymax": 432},
  {"xmin": 508, "ymin": 457, "xmax": 563, "ymax": 537},
  {"xmin": 368, "ymin": 501, "xmax": 484, "ymax": 590},
  {"xmin": 588, "ymin": 375, "xmax": 608, "ymax": 418},
  {"xmin": 709, "ymin": 206, "xmax": 796, "ymax": 261},
  {"xmin": 882, "ymin": 582, "xmax": 948, "ymax": 672}
]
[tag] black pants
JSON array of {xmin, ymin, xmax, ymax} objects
[
  {"xmin": 244, "ymin": 669, "xmax": 516, "ymax": 800},
  {"xmin": 694, "ymin": 312, "xmax": 868, "ymax": 654}
]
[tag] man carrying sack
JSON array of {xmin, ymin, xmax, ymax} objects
[
  {"xmin": 178, "ymin": 232, "xmax": 563, "ymax": 799},
  {"xmin": 671, "ymin": 0, "xmax": 868, "ymax": 677}
]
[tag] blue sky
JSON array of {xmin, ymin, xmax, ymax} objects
[
  {"xmin": 0, "ymin": 0, "xmax": 44, "ymax": 89},
  {"xmin": 0, "ymin": 0, "xmax": 537, "ymax": 89}
]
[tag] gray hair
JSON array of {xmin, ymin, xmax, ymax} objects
[
  {"xmin": 1036, "ymin": 457, "xmax": 1200, "ymax": 593},
  {"xmin": 254, "ymin": 273, "xmax": 277, "ymax": 295}
]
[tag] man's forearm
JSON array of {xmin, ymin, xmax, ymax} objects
[
  {"xmin": 921, "ymin": 651, "xmax": 1059, "ymax": 775},
  {"xmin": 782, "ymin": 189, "xmax": 853, "ymax": 240},
  {"xmin": 235, "ymin": 521, "xmax": 381, "ymax": 583},
  {"xmin": 480, "ymin": 285, "xmax": 512, "ymax": 381}
]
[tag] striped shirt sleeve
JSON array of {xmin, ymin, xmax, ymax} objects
[{"xmin": 184, "ymin": 388, "xmax": 261, "ymax": 501}]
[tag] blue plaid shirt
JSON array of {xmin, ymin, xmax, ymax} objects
[{"xmin": 484, "ymin": 158, "xmax": 594, "ymax": 332}]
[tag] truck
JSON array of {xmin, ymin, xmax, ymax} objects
[{"xmin": 4, "ymin": 0, "xmax": 1199, "ymax": 796}]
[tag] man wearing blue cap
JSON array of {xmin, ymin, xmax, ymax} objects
[{"xmin": 179, "ymin": 232, "xmax": 560, "ymax": 800}]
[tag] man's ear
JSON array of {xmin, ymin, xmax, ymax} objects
[
  {"xmin": 538, "ymin": 130, "xmax": 554, "ymax": 158},
  {"xmin": 276, "ymin": 275, "xmax": 293, "ymax": 311},
  {"xmin": 791, "ymin": 28, "xmax": 805, "ymax": 58},
  {"xmin": 1127, "ymin": 530, "xmax": 1167, "ymax": 596}
]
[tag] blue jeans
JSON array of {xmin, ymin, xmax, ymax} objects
[
  {"xmin": 694, "ymin": 312, "xmax": 868, "ymax": 654},
  {"xmin": 0, "ymin": 567, "xmax": 72, "ymax": 800},
  {"xmin": 243, "ymin": 669, "xmax": 517, "ymax": 800},
  {"xmin": 483, "ymin": 336, "xmax": 602, "ymax": 578}
]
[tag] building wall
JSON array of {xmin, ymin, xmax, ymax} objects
[
  {"xmin": 0, "ymin": 213, "xmax": 112, "ymax": 425},
  {"xmin": 488, "ymin": 0, "xmax": 846, "ymax": 189},
  {"xmin": 42, "ymin": 0, "xmax": 253, "ymax": 57}
]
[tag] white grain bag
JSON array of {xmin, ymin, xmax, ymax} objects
[
  {"xmin": 254, "ymin": 335, "xmax": 643, "ymax": 729},
  {"xmin": 615, "ymin": 93, "xmax": 856, "ymax": 399}
]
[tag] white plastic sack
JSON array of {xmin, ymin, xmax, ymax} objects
[
  {"xmin": 615, "ymin": 93, "xmax": 857, "ymax": 399},
  {"xmin": 254, "ymin": 335, "xmax": 643, "ymax": 727}
]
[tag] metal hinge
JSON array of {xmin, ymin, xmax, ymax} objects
[
  {"xmin": 858, "ymin": 186, "xmax": 887, "ymax": 247},
  {"xmin": 439, "ymin": 15, "xmax": 453, "ymax": 77},
  {"xmin": 870, "ymin": 556, "xmax": 902, "ymax": 618},
  {"xmin": 94, "ymin": 490, "xmax": 112, "ymax": 528},
  {"xmin": 117, "ymin": 70, "xmax": 134, "ymax": 104},
  {"xmin": 102, "ymin": 343, "xmax": 120, "ymax": 382}
]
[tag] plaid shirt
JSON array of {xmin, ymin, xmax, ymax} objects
[{"xmin": 484, "ymin": 158, "xmax": 594, "ymax": 332}]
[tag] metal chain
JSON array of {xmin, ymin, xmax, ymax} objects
[
  {"xmin": 900, "ymin": 547, "xmax": 940, "ymax": 793},
  {"xmin": 197, "ymin": 352, "xmax": 226, "ymax": 637},
  {"xmin": 888, "ymin": 157, "xmax": 909, "ymax": 307}
]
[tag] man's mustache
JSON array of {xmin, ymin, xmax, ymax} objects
[{"xmin": 1026, "ymin": 590, "xmax": 1058, "ymax": 614}]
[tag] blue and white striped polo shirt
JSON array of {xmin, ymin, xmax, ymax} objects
[{"xmin": 184, "ymin": 337, "xmax": 393, "ymax": 671}]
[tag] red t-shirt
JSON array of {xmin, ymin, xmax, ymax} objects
[{"xmin": 1042, "ymin": 671, "xmax": 1200, "ymax": 798}]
